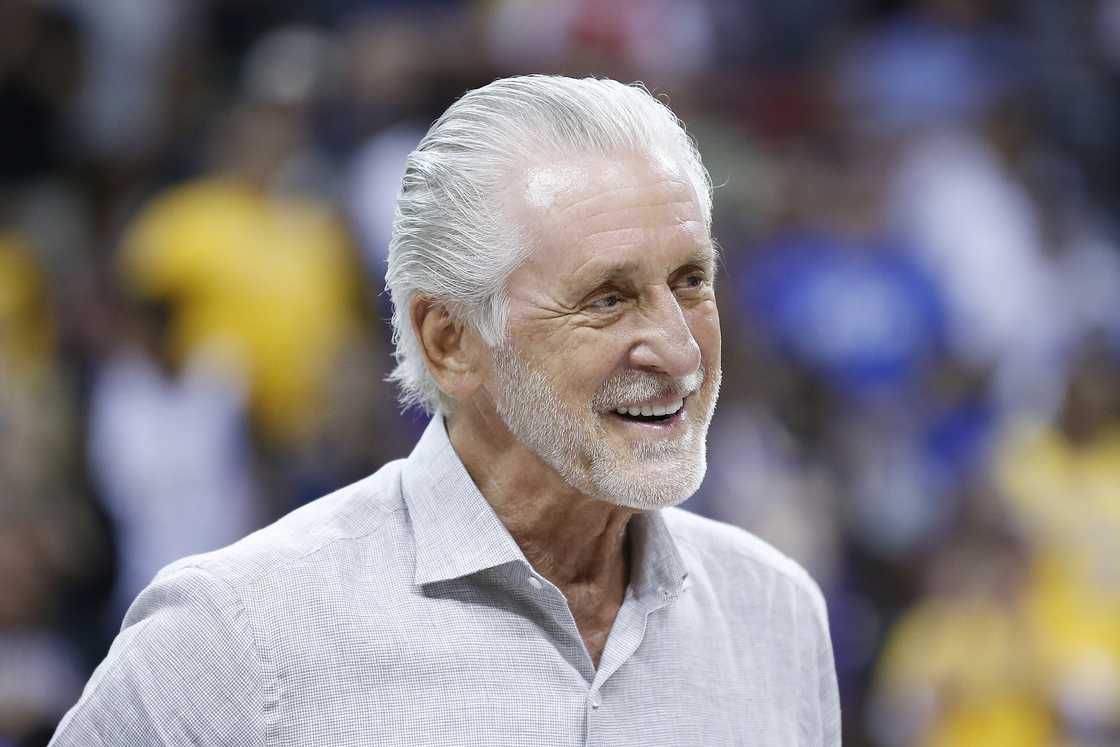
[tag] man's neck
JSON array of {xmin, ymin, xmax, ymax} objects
[{"xmin": 445, "ymin": 410, "xmax": 635, "ymax": 594}]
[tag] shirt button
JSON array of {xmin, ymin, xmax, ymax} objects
[
  {"xmin": 590, "ymin": 692, "xmax": 602, "ymax": 709},
  {"xmin": 527, "ymin": 575, "xmax": 543, "ymax": 590}
]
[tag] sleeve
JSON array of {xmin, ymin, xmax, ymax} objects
[{"xmin": 49, "ymin": 565, "xmax": 269, "ymax": 746}]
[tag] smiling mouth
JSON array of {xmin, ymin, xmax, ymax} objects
[{"xmin": 609, "ymin": 396, "xmax": 686, "ymax": 424}]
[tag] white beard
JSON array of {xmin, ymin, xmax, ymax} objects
[{"xmin": 490, "ymin": 344, "xmax": 720, "ymax": 510}]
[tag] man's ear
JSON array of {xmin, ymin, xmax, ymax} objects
[{"xmin": 411, "ymin": 295, "xmax": 485, "ymax": 403}]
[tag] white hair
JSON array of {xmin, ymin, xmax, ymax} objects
[{"xmin": 384, "ymin": 75, "xmax": 713, "ymax": 414}]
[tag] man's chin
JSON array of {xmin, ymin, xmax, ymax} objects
[{"xmin": 589, "ymin": 454, "xmax": 707, "ymax": 511}]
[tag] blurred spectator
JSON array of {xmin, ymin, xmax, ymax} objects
[
  {"xmin": 117, "ymin": 97, "xmax": 364, "ymax": 449},
  {"xmin": 741, "ymin": 231, "xmax": 945, "ymax": 400},
  {"xmin": 888, "ymin": 124, "xmax": 1070, "ymax": 413},
  {"xmin": 54, "ymin": 0, "xmax": 189, "ymax": 163},
  {"xmin": 867, "ymin": 337, "xmax": 1120, "ymax": 746},
  {"xmin": 87, "ymin": 299, "xmax": 263, "ymax": 621},
  {"xmin": 348, "ymin": 123, "xmax": 422, "ymax": 273},
  {"xmin": 868, "ymin": 533, "xmax": 1053, "ymax": 747},
  {"xmin": 341, "ymin": 15, "xmax": 434, "ymax": 275},
  {"xmin": 836, "ymin": 0, "xmax": 1021, "ymax": 135},
  {"xmin": 994, "ymin": 337, "xmax": 1120, "ymax": 741}
]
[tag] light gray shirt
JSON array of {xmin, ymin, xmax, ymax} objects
[{"xmin": 52, "ymin": 417, "xmax": 841, "ymax": 746}]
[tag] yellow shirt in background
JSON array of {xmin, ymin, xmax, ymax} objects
[
  {"xmin": 874, "ymin": 596, "xmax": 1054, "ymax": 747},
  {"xmin": 997, "ymin": 422, "xmax": 1120, "ymax": 699},
  {"xmin": 120, "ymin": 179, "xmax": 362, "ymax": 446},
  {"xmin": 0, "ymin": 232, "xmax": 54, "ymax": 372}
]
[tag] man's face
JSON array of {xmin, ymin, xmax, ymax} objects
[{"xmin": 486, "ymin": 151, "xmax": 721, "ymax": 510}]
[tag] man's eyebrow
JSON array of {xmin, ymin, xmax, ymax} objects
[
  {"xmin": 681, "ymin": 247, "xmax": 717, "ymax": 272},
  {"xmin": 570, "ymin": 247, "xmax": 717, "ymax": 295},
  {"xmin": 571, "ymin": 260, "xmax": 641, "ymax": 292}
]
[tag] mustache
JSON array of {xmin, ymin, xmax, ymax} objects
[{"xmin": 590, "ymin": 365, "xmax": 706, "ymax": 411}]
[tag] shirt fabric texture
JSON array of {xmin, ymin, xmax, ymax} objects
[{"xmin": 51, "ymin": 417, "xmax": 842, "ymax": 746}]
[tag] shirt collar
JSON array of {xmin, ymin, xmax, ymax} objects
[
  {"xmin": 402, "ymin": 416, "xmax": 689, "ymax": 598},
  {"xmin": 403, "ymin": 417, "xmax": 527, "ymax": 586},
  {"xmin": 627, "ymin": 509, "xmax": 690, "ymax": 601}
]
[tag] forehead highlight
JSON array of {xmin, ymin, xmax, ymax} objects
[
  {"xmin": 523, "ymin": 163, "xmax": 590, "ymax": 211},
  {"xmin": 514, "ymin": 150, "xmax": 698, "ymax": 217}
]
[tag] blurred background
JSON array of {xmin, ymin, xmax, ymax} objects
[{"xmin": 1, "ymin": 0, "xmax": 1119, "ymax": 744}]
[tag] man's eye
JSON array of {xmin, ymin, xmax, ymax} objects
[
  {"xmin": 679, "ymin": 274, "xmax": 707, "ymax": 290},
  {"xmin": 589, "ymin": 293, "xmax": 623, "ymax": 310}
]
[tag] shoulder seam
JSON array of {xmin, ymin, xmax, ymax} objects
[
  {"xmin": 181, "ymin": 565, "xmax": 275, "ymax": 746},
  {"xmin": 187, "ymin": 503, "xmax": 406, "ymax": 591},
  {"xmin": 61, "ymin": 565, "xmax": 273, "ymax": 746}
]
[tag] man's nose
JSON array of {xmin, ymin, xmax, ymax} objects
[{"xmin": 627, "ymin": 289, "xmax": 702, "ymax": 378}]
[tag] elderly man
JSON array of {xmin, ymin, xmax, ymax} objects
[{"xmin": 52, "ymin": 76, "xmax": 840, "ymax": 746}]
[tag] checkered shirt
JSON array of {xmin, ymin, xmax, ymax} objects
[{"xmin": 51, "ymin": 417, "xmax": 840, "ymax": 745}]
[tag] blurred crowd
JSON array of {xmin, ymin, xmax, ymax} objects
[{"xmin": 2, "ymin": 0, "xmax": 1119, "ymax": 745}]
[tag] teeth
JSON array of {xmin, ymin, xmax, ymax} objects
[{"xmin": 613, "ymin": 399, "xmax": 685, "ymax": 418}]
